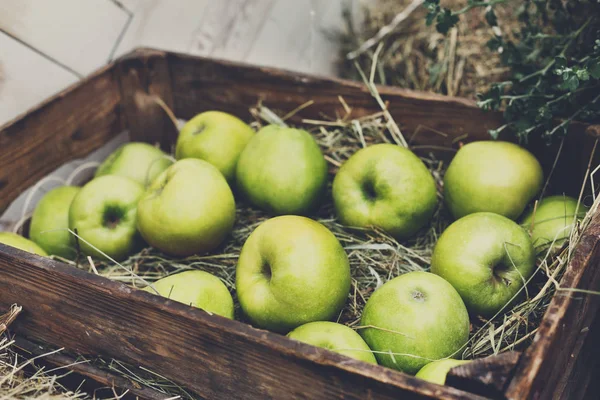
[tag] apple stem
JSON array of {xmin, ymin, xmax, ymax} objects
[{"xmin": 152, "ymin": 96, "xmax": 180, "ymax": 131}]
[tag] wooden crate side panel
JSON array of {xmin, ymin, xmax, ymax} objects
[
  {"xmin": 15, "ymin": 337, "xmax": 168, "ymax": 400},
  {"xmin": 0, "ymin": 65, "xmax": 124, "ymax": 214},
  {"xmin": 165, "ymin": 51, "xmax": 596, "ymax": 197},
  {"xmin": 116, "ymin": 49, "xmax": 178, "ymax": 151},
  {"xmin": 557, "ymin": 309, "xmax": 600, "ymax": 399},
  {"xmin": 166, "ymin": 52, "xmax": 503, "ymax": 145},
  {"xmin": 506, "ymin": 211, "xmax": 600, "ymax": 399},
  {"xmin": 446, "ymin": 351, "xmax": 520, "ymax": 398},
  {"xmin": 0, "ymin": 246, "xmax": 480, "ymax": 400}
]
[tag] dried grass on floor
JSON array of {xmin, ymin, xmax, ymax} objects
[
  {"xmin": 0, "ymin": 306, "xmax": 84, "ymax": 400},
  {"xmin": 336, "ymin": 0, "xmax": 521, "ymax": 98}
]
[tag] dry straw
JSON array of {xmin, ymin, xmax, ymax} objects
[
  {"xmin": 335, "ymin": 0, "xmax": 521, "ymax": 98},
  {"xmin": 0, "ymin": 305, "xmax": 84, "ymax": 400}
]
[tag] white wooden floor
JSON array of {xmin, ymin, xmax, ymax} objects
[{"xmin": 0, "ymin": 0, "xmax": 364, "ymax": 126}]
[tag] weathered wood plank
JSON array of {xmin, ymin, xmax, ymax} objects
[
  {"xmin": 116, "ymin": 49, "xmax": 177, "ymax": 151},
  {"xmin": 167, "ymin": 51, "xmax": 503, "ymax": 141},
  {"xmin": 0, "ymin": 65, "xmax": 123, "ymax": 214},
  {"xmin": 506, "ymin": 210, "xmax": 600, "ymax": 399},
  {"xmin": 112, "ymin": 0, "xmax": 211, "ymax": 58},
  {"xmin": 0, "ymin": 32, "xmax": 77, "ymax": 126},
  {"xmin": 0, "ymin": 245, "xmax": 481, "ymax": 400},
  {"xmin": 167, "ymin": 50, "xmax": 596, "ymax": 198},
  {"xmin": 0, "ymin": 0, "xmax": 128, "ymax": 75},
  {"xmin": 243, "ymin": 0, "xmax": 344, "ymax": 75},
  {"xmin": 206, "ymin": 0, "xmax": 275, "ymax": 61},
  {"xmin": 14, "ymin": 337, "xmax": 167, "ymax": 400},
  {"xmin": 188, "ymin": 0, "xmax": 247, "ymax": 57},
  {"xmin": 554, "ymin": 309, "xmax": 600, "ymax": 399},
  {"xmin": 446, "ymin": 352, "xmax": 520, "ymax": 399}
]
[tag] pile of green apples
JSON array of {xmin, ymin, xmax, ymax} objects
[{"xmin": 0, "ymin": 110, "xmax": 588, "ymax": 386}]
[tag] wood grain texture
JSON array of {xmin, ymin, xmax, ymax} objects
[
  {"xmin": 506, "ymin": 209, "xmax": 600, "ymax": 400},
  {"xmin": 208, "ymin": 0, "xmax": 276, "ymax": 61},
  {"xmin": 0, "ymin": 31, "xmax": 77, "ymax": 126},
  {"xmin": 0, "ymin": 0, "xmax": 128, "ymax": 75},
  {"xmin": 446, "ymin": 352, "xmax": 520, "ymax": 399},
  {"xmin": 14, "ymin": 337, "xmax": 167, "ymax": 400},
  {"xmin": 113, "ymin": 0, "xmax": 349, "ymax": 77},
  {"xmin": 117, "ymin": 49, "xmax": 177, "ymax": 151},
  {"xmin": 0, "ymin": 245, "xmax": 482, "ymax": 400},
  {"xmin": 168, "ymin": 50, "xmax": 600, "ymax": 199},
  {"xmin": 243, "ymin": 0, "xmax": 337, "ymax": 75},
  {"xmin": 166, "ymin": 50, "xmax": 598, "ymax": 197},
  {"xmin": 113, "ymin": 0, "xmax": 211, "ymax": 58},
  {"xmin": 167, "ymin": 51, "xmax": 503, "ymax": 142},
  {"xmin": 188, "ymin": 0, "xmax": 272, "ymax": 59},
  {"xmin": 0, "ymin": 65, "xmax": 123, "ymax": 214},
  {"xmin": 555, "ymin": 308, "xmax": 600, "ymax": 399}
]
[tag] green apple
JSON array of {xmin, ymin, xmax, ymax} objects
[
  {"xmin": 415, "ymin": 359, "xmax": 470, "ymax": 385},
  {"xmin": 521, "ymin": 195, "xmax": 588, "ymax": 251},
  {"xmin": 69, "ymin": 175, "xmax": 144, "ymax": 260},
  {"xmin": 95, "ymin": 142, "xmax": 172, "ymax": 186},
  {"xmin": 175, "ymin": 111, "xmax": 255, "ymax": 183},
  {"xmin": 287, "ymin": 321, "xmax": 377, "ymax": 364},
  {"xmin": 236, "ymin": 216, "xmax": 350, "ymax": 332},
  {"xmin": 444, "ymin": 141, "xmax": 543, "ymax": 220},
  {"xmin": 0, "ymin": 232, "xmax": 48, "ymax": 256},
  {"xmin": 29, "ymin": 186, "xmax": 80, "ymax": 259},
  {"xmin": 431, "ymin": 212, "xmax": 535, "ymax": 316},
  {"xmin": 332, "ymin": 144, "xmax": 437, "ymax": 239},
  {"xmin": 236, "ymin": 125, "xmax": 327, "ymax": 215},
  {"xmin": 359, "ymin": 271, "xmax": 469, "ymax": 374},
  {"xmin": 143, "ymin": 270, "xmax": 234, "ymax": 319},
  {"xmin": 137, "ymin": 159, "xmax": 236, "ymax": 257}
]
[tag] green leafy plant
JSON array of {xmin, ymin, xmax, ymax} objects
[{"xmin": 425, "ymin": 0, "xmax": 600, "ymax": 143}]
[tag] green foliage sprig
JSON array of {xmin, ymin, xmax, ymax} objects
[{"xmin": 425, "ymin": 0, "xmax": 600, "ymax": 143}]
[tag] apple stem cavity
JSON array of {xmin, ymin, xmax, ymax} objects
[
  {"xmin": 262, "ymin": 261, "xmax": 272, "ymax": 281},
  {"xmin": 492, "ymin": 263, "xmax": 513, "ymax": 287},
  {"xmin": 193, "ymin": 123, "xmax": 207, "ymax": 136},
  {"xmin": 362, "ymin": 180, "xmax": 378, "ymax": 201},
  {"xmin": 411, "ymin": 290, "xmax": 426, "ymax": 302},
  {"xmin": 103, "ymin": 206, "xmax": 123, "ymax": 230}
]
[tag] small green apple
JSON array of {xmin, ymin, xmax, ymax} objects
[
  {"xmin": 332, "ymin": 144, "xmax": 437, "ymax": 239},
  {"xmin": 444, "ymin": 141, "xmax": 543, "ymax": 220},
  {"xmin": 359, "ymin": 271, "xmax": 469, "ymax": 374},
  {"xmin": 29, "ymin": 186, "xmax": 80, "ymax": 259},
  {"xmin": 69, "ymin": 175, "xmax": 144, "ymax": 260},
  {"xmin": 521, "ymin": 195, "xmax": 588, "ymax": 251},
  {"xmin": 236, "ymin": 216, "xmax": 350, "ymax": 332},
  {"xmin": 143, "ymin": 270, "xmax": 234, "ymax": 319},
  {"xmin": 0, "ymin": 232, "xmax": 48, "ymax": 256},
  {"xmin": 137, "ymin": 159, "xmax": 236, "ymax": 257},
  {"xmin": 287, "ymin": 321, "xmax": 377, "ymax": 364},
  {"xmin": 175, "ymin": 111, "xmax": 255, "ymax": 183},
  {"xmin": 236, "ymin": 125, "xmax": 327, "ymax": 215},
  {"xmin": 415, "ymin": 359, "xmax": 470, "ymax": 385},
  {"xmin": 95, "ymin": 142, "xmax": 172, "ymax": 186},
  {"xmin": 431, "ymin": 212, "xmax": 535, "ymax": 316}
]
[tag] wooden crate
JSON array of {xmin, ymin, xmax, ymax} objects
[{"xmin": 0, "ymin": 48, "xmax": 599, "ymax": 400}]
